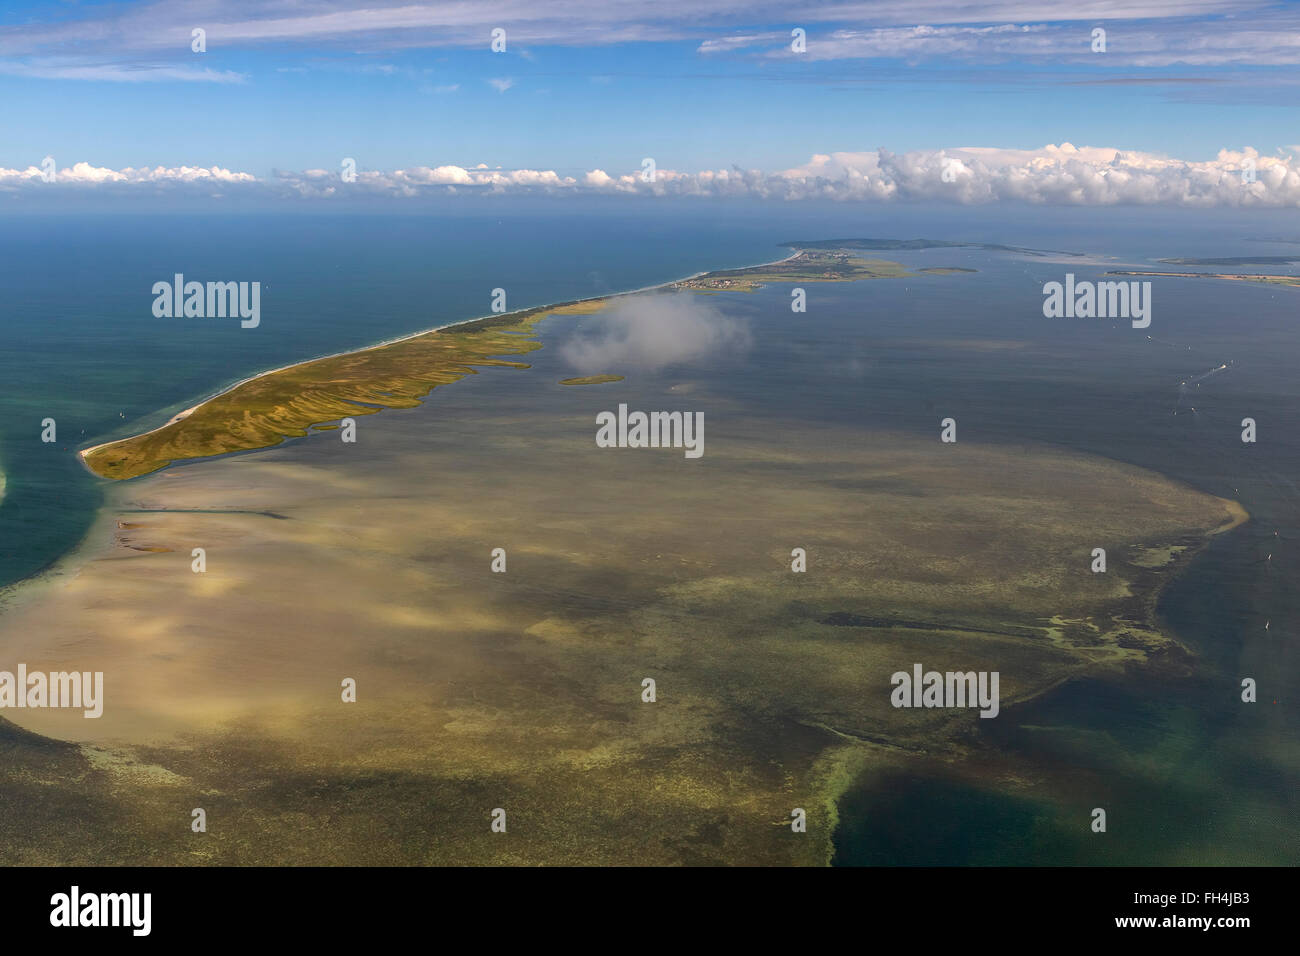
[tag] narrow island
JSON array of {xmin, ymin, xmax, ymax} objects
[
  {"xmin": 1156, "ymin": 256, "xmax": 1300, "ymax": 266},
  {"xmin": 80, "ymin": 243, "xmax": 974, "ymax": 480},
  {"xmin": 1106, "ymin": 269, "xmax": 1300, "ymax": 288},
  {"xmin": 558, "ymin": 375, "xmax": 624, "ymax": 386},
  {"xmin": 669, "ymin": 249, "xmax": 914, "ymax": 292}
]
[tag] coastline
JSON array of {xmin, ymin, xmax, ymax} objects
[
  {"xmin": 76, "ymin": 249, "xmax": 801, "ymax": 469},
  {"xmin": 1212, "ymin": 497, "xmax": 1250, "ymax": 534}
]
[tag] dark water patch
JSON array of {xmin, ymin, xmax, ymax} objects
[
  {"xmin": 832, "ymin": 771, "xmax": 1087, "ymax": 866},
  {"xmin": 834, "ymin": 672, "xmax": 1294, "ymax": 865}
]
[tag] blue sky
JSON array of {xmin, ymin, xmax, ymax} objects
[{"xmin": 2, "ymin": 1, "xmax": 1299, "ymax": 205}]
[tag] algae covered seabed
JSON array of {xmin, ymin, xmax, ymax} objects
[
  {"xmin": 0, "ymin": 405, "xmax": 1236, "ymax": 866},
  {"xmin": 2, "ymin": 241, "xmax": 1286, "ymax": 865}
]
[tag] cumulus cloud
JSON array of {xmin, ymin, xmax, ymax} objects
[
  {"xmin": 560, "ymin": 293, "xmax": 752, "ymax": 373},
  {"xmin": 0, "ymin": 161, "xmax": 256, "ymax": 186},
  {"xmin": 6, "ymin": 144, "xmax": 1300, "ymax": 207}
]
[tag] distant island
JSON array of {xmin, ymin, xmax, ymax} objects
[
  {"xmin": 783, "ymin": 238, "xmax": 1081, "ymax": 257},
  {"xmin": 1156, "ymin": 255, "xmax": 1300, "ymax": 266},
  {"xmin": 669, "ymin": 248, "xmax": 914, "ymax": 291},
  {"xmin": 559, "ymin": 374, "xmax": 624, "ymax": 386},
  {"xmin": 1107, "ymin": 269, "xmax": 1300, "ymax": 288}
]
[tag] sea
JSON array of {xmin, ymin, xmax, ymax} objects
[{"xmin": 0, "ymin": 199, "xmax": 1295, "ymax": 864}]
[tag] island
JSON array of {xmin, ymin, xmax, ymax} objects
[
  {"xmin": 80, "ymin": 243, "xmax": 973, "ymax": 480},
  {"xmin": 1106, "ymin": 270, "xmax": 1300, "ymax": 289},
  {"xmin": 558, "ymin": 374, "xmax": 624, "ymax": 386}
]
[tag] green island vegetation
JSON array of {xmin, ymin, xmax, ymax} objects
[
  {"xmin": 82, "ymin": 244, "xmax": 968, "ymax": 480},
  {"xmin": 82, "ymin": 299, "xmax": 605, "ymax": 480},
  {"xmin": 917, "ymin": 267, "xmax": 979, "ymax": 275},
  {"xmin": 1107, "ymin": 270, "xmax": 1300, "ymax": 289},
  {"xmin": 670, "ymin": 249, "xmax": 917, "ymax": 292},
  {"xmin": 558, "ymin": 374, "xmax": 624, "ymax": 386}
]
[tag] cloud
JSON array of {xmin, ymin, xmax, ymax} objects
[
  {"xmin": 0, "ymin": 59, "xmax": 247, "ymax": 83},
  {"xmin": 487, "ymin": 77, "xmax": 514, "ymax": 92},
  {"xmin": 559, "ymin": 293, "xmax": 752, "ymax": 373},
  {"xmin": 0, "ymin": 161, "xmax": 256, "ymax": 185},
  {"xmin": 694, "ymin": 5, "xmax": 1300, "ymax": 67},
  {"xmin": 697, "ymin": 32, "xmax": 786, "ymax": 54},
  {"xmin": 7, "ymin": 144, "xmax": 1300, "ymax": 207},
  {"xmin": 0, "ymin": 0, "xmax": 1282, "ymax": 77}
]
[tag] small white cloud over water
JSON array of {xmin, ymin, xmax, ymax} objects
[{"xmin": 560, "ymin": 293, "xmax": 751, "ymax": 373}]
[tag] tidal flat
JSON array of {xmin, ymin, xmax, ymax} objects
[{"xmin": 0, "ymin": 299, "xmax": 1237, "ymax": 864}]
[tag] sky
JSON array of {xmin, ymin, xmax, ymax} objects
[{"xmin": 2, "ymin": 0, "xmax": 1300, "ymax": 206}]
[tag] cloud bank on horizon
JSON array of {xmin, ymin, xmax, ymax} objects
[
  {"xmin": 6, "ymin": 144, "xmax": 1300, "ymax": 207},
  {"xmin": 5, "ymin": 1, "xmax": 1300, "ymax": 201}
]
